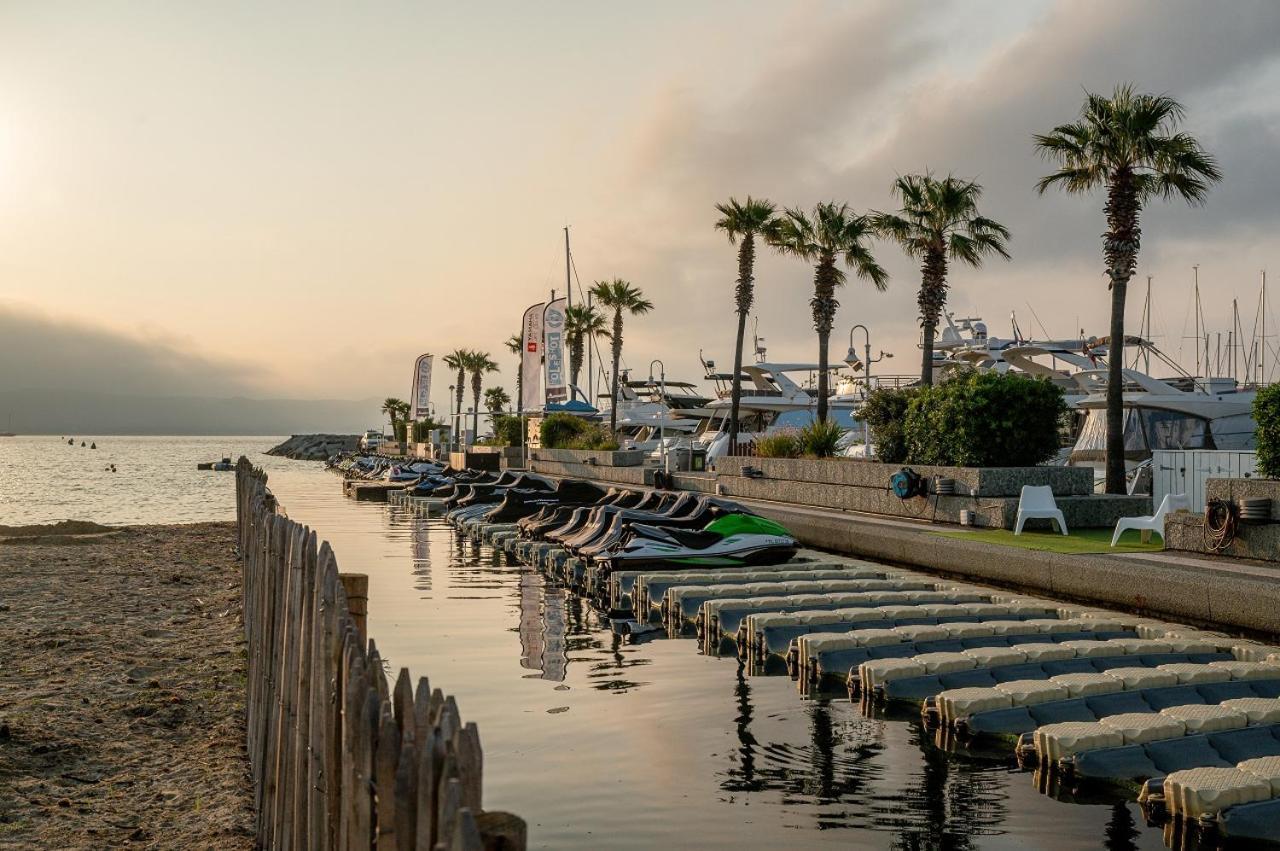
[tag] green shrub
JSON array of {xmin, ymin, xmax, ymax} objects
[
  {"xmin": 540, "ymin": 413, "xmax": 618, "ymax": 449},
  {"xmin": 903, "ymin": 370, "xmax": 1066, "ymax": 467},
  {"xmin": 489, "ymin": 415, "xmax": 524, "ymax": 447},
  {"xmin": 1256, "ymin": 384, "xmax": 1280, "ymax": 478},
  {"xmin": 798, "ymin": 419, "xmax": 846, "ymax": 458},
  {"xmin": 540, "ymin": 412, "xmax": 588, "ymax": 448},
  {"xmin": 392, "ymin": 420, "xmax": 408, "ymax": 444},
  {"xmin": 755, "ymin": 430, "xmax": 801, "ymax": 458},
  {"xmin": 566, "ymin": 424, "xmax": 620, "ymax": 451},
  {"xmin": 862, "ymin": 388, "xmax": 917, "ymax": 463}
]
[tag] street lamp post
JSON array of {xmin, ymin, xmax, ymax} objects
[
  {"xmin": 649, "ymin": 359, "xmax": 668, "ymax": 475},
  {"xmin": 448, "ymin": 385, "xmax": 456, "ymax": 452},
  {"xmin": 845, "ymin": 325, "xmax": 892, "ymax": 455}
]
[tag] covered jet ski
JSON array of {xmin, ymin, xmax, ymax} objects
[{"xmin": 592, "ymin": 513, "xmax": 797, "ymax": 571}]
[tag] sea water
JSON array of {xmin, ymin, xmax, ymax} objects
[{"xmin": 0, "ymin": 436, "xmax": 1172, "ymax": 848}]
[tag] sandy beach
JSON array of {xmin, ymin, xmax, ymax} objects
[{"xmin": 0, "ymin": 521, "xmax": 254, "ymax": 849}]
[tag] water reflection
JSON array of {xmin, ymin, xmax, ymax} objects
[
  {"xmin": 517, "ymin": 571, "xmax": 568, "ymax": 681},
  {"xmin": 262, "ymin": 470, "xmax": 1179, "ymax": 849}
]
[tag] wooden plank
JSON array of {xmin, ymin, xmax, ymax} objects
[
  {"xmin": 395, "ymin": 733, "xmax": 418, "ymax": 851},
  {"xmin": 415, "ymin": 727, "xmax": 443, "ymax": 850},
  {"xmin": 394, "ymin": 668, "xmax": 414, "ymax": 738},
  {"xmin": 291, "ymin": 527, "xmax": 318, "ymax": 848},
  {"xmin": 355, "ymin": 687, "xmax": 379, "ymax": 849},
  {"xmin": 436, "ymin": 777, "xmax": 462, "ymax": 851},
  {"xmin": 451, "ymin": 808, "xmax": 483, "ymax": 851},
  {"xmin": 375, "ymin": 702, "xmax": 400, "ymax": 850},
  {"xmin": 452, "ymin": 723, "xmax": 483, "ymax": 812},
  {"xmin": 341, "ymin": 651, "xmax": 366, "ymax": 851}
]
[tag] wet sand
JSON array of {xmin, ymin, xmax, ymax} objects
[{"xmin": 0, "ymin": 522, "xmax": 254, "ymax": 849}]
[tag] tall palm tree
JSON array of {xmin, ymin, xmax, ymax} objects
[
  {"xmin": 715, "ymin": 196, "xmax": 778, "ymax": 455},
  {"xmin": 770, "ymin": 202, "xmax": 888, "ymax": 423},
  {"xmin": 505, "ymin": 333, "xmax": 523, "ymax": 412},
  {"xmin": 484, "ymin": 386, "xmax": 511, "ymax": 416},
  {"xmin": 589, "ymin": 279, "xmax": 653, "ymax": 431},
  {"xmin": 464, "ymin": 350, "xmax": 499, "ymax": 440},
  {"xmin": 1035, "ymin": 84, "xmax": 1221, "ymax": 494},
  {"xmin": 564, "ymin": 304, "xmax": 608, "ymax": 397},
  {"xmin": 874, "ymin": 173, "xmax": 1010, "ymax": 386},
  {"xmin": 442, "ymin": 348, "xmax": 470, "ymax": 443}
]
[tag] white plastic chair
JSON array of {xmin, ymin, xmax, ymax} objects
[
  {"xmin": 1014, "ymin": 485, "xmax": 1068, "ymax": 536},
  {"xmin": 1110, "ymin": 493, "xmax": 1190, "ymax": 547}
]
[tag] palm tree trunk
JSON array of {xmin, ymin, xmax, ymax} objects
[
  {"xmin": 918, "ymin": 251, "xmax": 948, "ymax": 387},
  {"xmin": 569, "ymin": 336, "xmax": 584, "ymax": 396},
  {"xmin": 1103, "ymin": 169, "xmax": 1142, "ymax": 495},
  {"xmin": 609, "ymin": 311, "xmax": 623, "ymax": 432},
  {"xmin": 471, "ymin": 374, "xmax": 482, "ymax": 442},
  {"xmin": 454, "ymin": 369, "xmax": 465, "ymax": 446},
  {"xmin": 729, "ymin": 233, "xmax": 756, "ymax": 456},
  {"xmin": 811, "ymin": 255, "xmax": 838, "ymax": 423},
  {"xmin": 730, "ymin": 308, "xmax": 748, "ymax": 455}
]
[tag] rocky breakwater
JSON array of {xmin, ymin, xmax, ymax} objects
[{"xmin": 265, "ymin": 433, "xmax": 359, "ymax": 460}]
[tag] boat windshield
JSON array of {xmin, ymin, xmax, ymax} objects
[
  {"xmin": 1073, "ymin": 408, "xmax": 1210, "ymax": 455},
  {"xmin": 772, "ymin": 409, "xmax": 862, "ymax": 430}
]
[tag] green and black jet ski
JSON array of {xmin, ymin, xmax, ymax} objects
[{"xmin": 593, "ymin": 513, "xmax": 798, "ymax": 571}]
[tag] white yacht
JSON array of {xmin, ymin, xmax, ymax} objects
[{"xmin": 696, "ymin": 358, "xmax": 865, "ymax": 459}]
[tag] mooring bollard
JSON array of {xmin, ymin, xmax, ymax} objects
[{"xmin": 339, "ymin": 573, "xmax": 370, "ymax": 641}]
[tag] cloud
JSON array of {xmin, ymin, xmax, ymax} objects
[
  {"xmin": 0, "ymin": 303, "xmax": 262, "ymax": 397},
  {"xmin": 583, "ymin": 0, "xmax": 1280, "ymax": 381}
]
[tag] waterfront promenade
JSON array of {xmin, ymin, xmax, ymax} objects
[{"xmin": 0, "ymin": 522, "xmax": 254, "ymax": 849}]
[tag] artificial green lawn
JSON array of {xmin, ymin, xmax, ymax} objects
[{"xmin": 932, "ymin": 526, "xmax": 1164, "ymax": 554}]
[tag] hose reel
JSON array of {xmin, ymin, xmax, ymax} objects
[{"xmin": 890, "ymin": 467, "xmax": 928, "ymax": 500}]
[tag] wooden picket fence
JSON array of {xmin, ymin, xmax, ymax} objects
[{"xmin": 236, "ymin": 458, "xmax": 526, "ymax": 850}]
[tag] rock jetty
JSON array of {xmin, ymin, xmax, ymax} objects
[{"xmin": 265, "ymin": 433, "xmax": 359, "ymax": 460}]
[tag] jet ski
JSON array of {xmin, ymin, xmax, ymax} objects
[
  {"xmin": 482, "ymin": 479, "xmax": 611, "ymax": 523},
  {"xmin": 592, "ymin": 513, "xmax": 797, "ymax": 572}
]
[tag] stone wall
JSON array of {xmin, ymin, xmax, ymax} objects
[
  {"xmin": 1165, "ymin": 478, "xmax": 1280, "ymax": 562},
  {"xmin": 528, "ymin": 458, "xmax": 653, "ymax": 486},
  {"xmin": 711, "ymin": 457, "xmax": 1093, "ymax": 497},
  {"xmin": 707, "ymin": 470, "xmax": 1146, "ymax": 529},
  {"xmin": 528, "ymin": 447, "xmax": 646, "ymax": 467}
]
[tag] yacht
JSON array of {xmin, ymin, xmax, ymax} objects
[{"xmin": 696, "ymin": 358, "xmax": 864, "ymax": 459}]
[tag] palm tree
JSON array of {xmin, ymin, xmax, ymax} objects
[
  {"xmin": 564, "ymin": 304, "xmax": 608, "ymax": 397},
  {"xmin": 505, "ymin": 333, "xmax": 523, "ymax": 412},
  {"xmin": 589, "ymin": 279, "xmax": 653, "ymax": 431},
  {"xmin": 484, "ymin": 386, "xmax": 511, "ymax": 416},
  {"xmin": 874, "ymin": 173, "xmax": 1010, "ymax": 386},
  {"xmin": 381, "ymin": 397, "xmax": 409, "ymax": 442},
  {"xmin": 464, "ymin": 350, "xmax": 499, "ymax": 440},
  {"xmin": 442, "ymin": 348, "xmax": 470, "ymax": 443},
  {"xmin": 770, "ymin": 202, "xmax": 888, "ymax": 423},
  {"xmin": 715, "ymin": 196, "xmax": 778, "ymax": 455},
  {"xmin": 1035, "ymin": 84, "xmax": 1221, "ymax": 494}
]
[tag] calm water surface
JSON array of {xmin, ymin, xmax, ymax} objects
[{"xmin": 1, "ymin": 436, "xmax": 1171, "ymax": 848}]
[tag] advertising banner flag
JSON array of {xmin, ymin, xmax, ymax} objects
[
  {"xmin": 542, "ymin": 297, "xmax": 568, "ymax": 406},
  {"xmin": 410, "ymin": 354, "xmax": 433, "ymax": 420},
  {"xmin": 520, "ymin": 302, "xmax": 545, "ymax": 412}
]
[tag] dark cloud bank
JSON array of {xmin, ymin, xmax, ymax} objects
[{"xmin": 0, "ymin": 308, "xmax": 377, "ymax": 434}]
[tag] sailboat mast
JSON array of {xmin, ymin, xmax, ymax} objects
[
  {"xmin": 1193, "ymin": 265, "xmax": 1201, "ymax": 376},
  {"xmin": 564, "ymin": 227, "xmax": 572, "ymax": 309}
]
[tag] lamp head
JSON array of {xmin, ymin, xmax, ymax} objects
[{"xmin": 843, "ymin": 347, "xmax": 862, "ymax": 368}]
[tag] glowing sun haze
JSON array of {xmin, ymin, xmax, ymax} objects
[{"xmin": 2, "ymin": 0, "xmax": 1279, "ymax": 421}]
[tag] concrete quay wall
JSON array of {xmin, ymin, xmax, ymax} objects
[{"xmin": 747, "ymin": 501, "xmax": 1280, "ymax": 636}]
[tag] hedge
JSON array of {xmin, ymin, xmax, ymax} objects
[
  {"xmin": 903, "ymin": 370, "xmax": 1066, "ymax": 467},
  {"xmin": 1256, "ymin": 384, "xmax": 1280, "ymax": 479}
]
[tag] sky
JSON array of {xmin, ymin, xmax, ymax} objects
[{"xmin": 3, "ymin": 0, "xmax": 1280, "ymax": 423}]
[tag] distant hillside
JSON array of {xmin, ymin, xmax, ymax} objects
[{"xmin": 0, "ymin": 389, "xmax": 382, "ymax": 436}]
